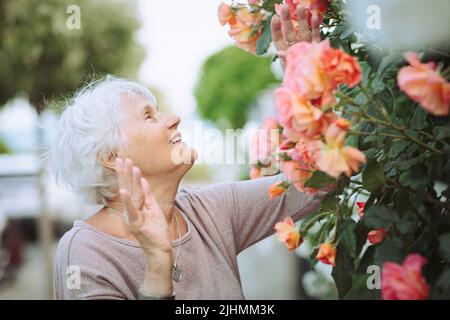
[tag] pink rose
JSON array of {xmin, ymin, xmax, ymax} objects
[
  {"xmin": 218, "ymin": 3, "xmax": 234, "ymax": 26},
  {"xmin": 282, "ymin": 40, "xmax": 361, "ymax": 109},
  {"xmin": 397, "ymin": 52, "xmax": 450, "ymax": 116},
  {"xmin": 275, "ymin": 87, "xmax": 331, "ymax": 139},
  {"xmin": 381, "ymin": 254, "xmax": 430, "ymax": 300}
]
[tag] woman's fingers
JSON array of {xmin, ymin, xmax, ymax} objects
[
  {"xmin": 296, "ymin": 6, "xmax": 311, "ymax": 42},
  {"xmin": 124, "ymin": 158, "xmax": 133, "ymax": 194},
  {"xmin": 271, "ymin": 15, "xmax": 288, "ymax": 52},
  {"xmin": 119, "ymin": 188, "xmax": 139, "ymax": 223},
  {"xmin": 280, "ymin": 4, "xmax": 297, "ymax": 44},
  {"xmin": 115, "ymin": 157, "xmax": 126, "ymax": 189},
  {"xmin": 131, "ymin": 166, "xmax": 145, "ymax": 209},
  {"xmin": 311, "ymin": 11, "xmax": 321, "ymax": 42},
  {"xmin": 140, "ymin": 177, "xmax": 159, "ymax": 213}
]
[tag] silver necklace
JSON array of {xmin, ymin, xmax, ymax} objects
[{"xmin": 107, "ymin": 206, "xmax": 182, "ymax": 282}]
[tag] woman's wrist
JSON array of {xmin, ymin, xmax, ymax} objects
[{"xmin": 140, "ymin": 251, "xmax": 174, "ymax": 298}]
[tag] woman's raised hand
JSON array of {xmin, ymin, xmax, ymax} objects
[
  {"xmin": 115, "ymin": 158, "xmax": 172, "ymax": 256},
  {"xmin": 270, "ymin": 3, "xmax": 321, "ymax": 68}
]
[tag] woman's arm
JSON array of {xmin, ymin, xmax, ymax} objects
[{"xmin": 230, "ymin": 174, "xmax": 330, "ymax": 254}]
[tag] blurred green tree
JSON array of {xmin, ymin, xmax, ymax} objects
[
  {"xmin": 0, "ymin": 137, "xmax": 10, "ymax": 154},
  {"xmin": 0, "ymin": 0, "xmax": 145, "ymax": 113},
  {"xmin": 194, "ymin": 46, "xmax": 278, "ymax": 129}
]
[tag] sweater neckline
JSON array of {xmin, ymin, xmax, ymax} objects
[{"xmin": 73, "ymin": 204, "xmax": 193, "ymax": 248}]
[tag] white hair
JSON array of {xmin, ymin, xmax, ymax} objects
[{"xmin": 50, "ymin": 75, "xmax": 157, "ymax": 205}]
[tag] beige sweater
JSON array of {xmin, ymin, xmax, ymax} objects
[{"xmin": 53, "ymin": 174, "xmax": 328, "ymax": 300}]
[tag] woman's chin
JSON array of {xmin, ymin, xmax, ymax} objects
[{"xmin": 170, "ymin": 143, "xmax": 197, "ymax": 166}]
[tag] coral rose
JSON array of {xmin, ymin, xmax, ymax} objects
[
  {"xmin": 275, "ymin": 217, "xmax": 303, "ymax": 251},
  {"xmin": 316, "ymin": 242, "xmax": 336, "ymax": 266},
  {"xmin": 397, "ymin": 52, "xmax": 450, "ymax": 116}
]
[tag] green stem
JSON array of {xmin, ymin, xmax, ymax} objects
[
  {"xmin": 302, "ymin": 210, "xmax": 333, "ymax": 231},
  {"xmin": 420, "ymin": 129, "xmax": 449, "ymax": 147}
]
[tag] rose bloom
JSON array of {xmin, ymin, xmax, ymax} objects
[
  {"xmin": 315, "ymin": 118, "xmax": 366, "ymax": 178},
  {"xmin": 268, "ymin": 180, "xmax": 287, "ymax": 199},
  {"xmin": 367, "ymin": 228, "xmax": 387, "ymax": 245},
  {"xmin": 274, "ymin": 217, "xmax": 303, "ymax": 251},
  {"xmin": 356, "ymin": 201, "xmax": 366, "ymax": 219},
  {"xmin": 381, "ymin": 254, "xmax": 430, "ymax": 300},
  {"xmin": 397, "ymin": 52, "xmax": 450, "ymax": 116},
  {"xmin": 280, "ymin": 159, "xmax": 319, "ymax": 194},
  {"xmin": 287, "ymin": 137, "xmax": 321, "ymax": 168},
  {"xmin": 275, "ymin": 87, "xmax": 328, "ymax": 139},
  {"xmin": 316, "ymin": 242, "xmax": 336, "ymax": 266},
  {"xmin": 227, "ymin": 6, "xmax": 267, "ymax": 53},
  {"xmin": 275, "ymin": 0, "xmax": 330, "ymax": 28},
  {"xmin": 250, "ymin": 116, "xmax": 281, "ymax": 167},
  {"xmin": 218, "ymin": 3, "xmax": 235, "ymax": 26},
  {"xmin": 275, "ymin": 88, "xmax": 340, "ymax": 141},
  {"xmin": 283, "ymin": 40, "xmax": 361, "ymax": 108}
]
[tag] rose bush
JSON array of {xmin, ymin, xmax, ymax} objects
[{"xmin": 219, "ymin": 0, "xmax": 450, "ymax": 299}]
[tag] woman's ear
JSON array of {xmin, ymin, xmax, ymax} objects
[{"xmin": 97, "ymin": 151, "xmax": 118, "ymax": 170}]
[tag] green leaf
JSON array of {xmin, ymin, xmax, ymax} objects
[
  {"xmin": 374, "ymin": 237, "xmax": 404, "ymax": 266},
  {"xmin": 332, "ymin": 242, "xmax": 355, "ymax": 299},
  {"xmin": 363, "ymin": 205, "xmax": 400, "ymax": 229},
  {"xmin": 339, "ymin": 220, "xmax": 357, "ymax": 258},
  {"xmin": 411, "ymin": 106, "xmax": 429, "ymax": 130},
  {"xmin": 304, "ymin": 170, "xmax": 334, "ymax": 188},
  {"xmin": 362, "ymin": 162, "xmax": 386, "ymax": 192},
  {"xmin": 433, "ymin": 126, "xmax": 450, "ymax": 141},
  {"xmin": 388, "ymin": 140, "xmax": 409, "ymax": 159},
  {"xmin": 376, "ymin": 52, "xmax": 404, "ymax": 81},
  {"xmin": 343, "ymin": 274, "xmax": 378, "ymax": 300},
  {"xmin": 438, "ymin": 233, "xmax": 450, "ymax": 263},
  {"xmin": 396, "ymin": 211, "xmax": 419, "ymax": 235},
  {"xmin": 374, "ymin": 88, "xmax": 394, "ymax": 113},
  {"xmin": 434, "ymin": 269, "xmax": 450, "ymax": 299},
  {"xmin": 255, "ymin": 17, "xmax": 272, "ymax": 55},
  {"xmin": 399, "ymin": 164, "xmax": 428, "ymax": 191},
  {"xmin": 394, "ymin": 190, "xmax": 410, "ymax": 214},
  {"xmin": 356, "ymin": 245, "xmax": 376, "ymax": 274}
]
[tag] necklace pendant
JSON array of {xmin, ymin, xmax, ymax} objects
[{"xmin": 172, "ymin": 264, "xmax": 182, "ymax": 282}]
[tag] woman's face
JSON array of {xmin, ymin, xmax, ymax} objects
[{"xmin": 117, "ymin": 93, "xmax": 197, "ymax": 179}]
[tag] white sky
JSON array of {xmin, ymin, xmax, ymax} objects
[
  {"xmin": 0, "ymin": 1, "xmax": 235, "ymax": 149},
  {"xmin": 136, "ymin": 0, "xmax": 234, "ymax": 118}
]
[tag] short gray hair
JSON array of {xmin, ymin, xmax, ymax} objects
[{"xmin": 51, "ymin": 75, "xmax": 157, "ymax": 205}]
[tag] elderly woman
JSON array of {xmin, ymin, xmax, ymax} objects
[{"xmin": 53, "ymin": 5, "xmax": 330, "ymax": 300}]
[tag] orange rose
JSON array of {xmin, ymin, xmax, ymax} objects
[
  {"xmin": 397, "ymin": 52, "xmax": 450, "ymax": 116},
  {"xmin": 280, "ymin": 159, "xmax": 318, "ymax": 193},
  {"xmin": 227, "ymin": 7, "xmax": 267, "ymax": 53},
  {"xmin": 274, "ymin": 217, "xmax": 303, "ymax": 251},
  {"xmin": 367, "ymin": 228, "xmax": 387, "ymax": 245},
  {"xmin": 316, "ymin": 242, "xmax": 336, "ymax": 266},
  {"xmin": 382, "ymin": 254, "xmax": 430, "ymax": 300},
  {"xmin": 218, "ymin": 3, "xmax": 235, "ymax": 26},
  {"xmin": 283, "ymin": 40, "xmax": 361, "ymax": 109},
  {"xmin": 268, "ymin": 180, "xmax": 287, "ymax": 199}
]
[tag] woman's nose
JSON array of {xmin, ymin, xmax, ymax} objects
[{"xmin": 164, "ymin": 114, "xmax": 181, "ymax": 129}]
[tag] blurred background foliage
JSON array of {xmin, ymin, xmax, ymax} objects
[
  {"xmin": 194, "ymin": 46, "xmax": 278, "ymax": 129},
  {"xmin": 0, "ymin": 0, "xmax": 145, "ymax": 114},
  {"xmin": 0, "ymin": 138, "xmax": 10, "ymax": 154}
]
